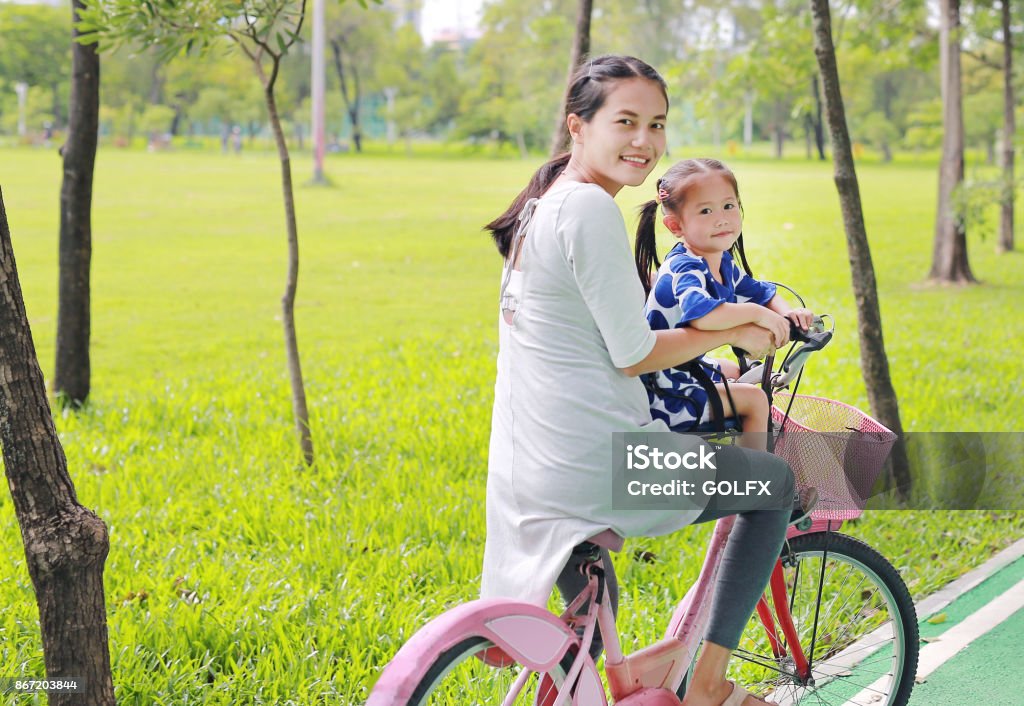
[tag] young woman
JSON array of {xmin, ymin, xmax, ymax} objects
[{"xmin": 481, "ymin": 55, "xmax": 793, "ymax": 706}]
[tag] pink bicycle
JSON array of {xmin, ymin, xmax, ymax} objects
[{"xmin": 368, "ymin": 317, "xmax": 919, "ymax": 706}]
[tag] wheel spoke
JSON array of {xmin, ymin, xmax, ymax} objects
[{"xmin": 731, "ymin": 533, "xmax": 917, "ymax": 706}]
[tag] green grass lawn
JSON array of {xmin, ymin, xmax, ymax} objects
[{"xmin": 0, "ymin": 146, "xmax": 1022, "ymax": 704}]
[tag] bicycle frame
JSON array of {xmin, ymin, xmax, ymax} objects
[{"xmin": 542, "ymin": 517, "xmax": 849, "ymax": 705}]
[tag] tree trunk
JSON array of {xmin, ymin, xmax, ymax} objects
[
  {"xmin": 810, "ymin": 0, "xmax": 911, "ymax": 499},
  {"xmin": 880, "ymin": 74, "xmax": 894, "ymax": 164},
  {"xmin": 170, "ymin": 105, "xmax": 183, "ymax": 137},
  {"xmin": 743, "ymin": 90, "xmax": 755, "ymax": 147},
  {"xmin": 929, "ymin": 0, "xmax": 976, "ymax": 283},
  {"xmin": 1, "ymin": 189, "xmax": 116, "ymax": 706},
  {"xmin": 52, "ymin": 82, "xmax": 63, "ymax": 129},
  {"xmin": 54, "ymin": 0, "xmax": 100, "ymax": 408},
  {"xmin": 349, "ymin": 108, "xmax": 363, "ymax": 153},
  {"xmin": 998, "ymin": 0, "xmax": 1015, "ymax": 253},
  {"xmin": 812, "ymin": 73, "xmax": 826, "ymax": 159},
  {"xmin": 330, "ymin": 39, "xmax": 363, "ymax": 153},
  {"xmin": 261, "ymin": 68, "xmax": 314, "ymax": 466},
  {"xmin": 804, "ymin": 113, "xmax": 813, "ymax": 160},
  {"xmin": 773, "ymin": 100, "xmax": 785, "ymax": 159},
  {"xmin": 548, "ymin": 0, "xmax": 593, "ymax": 157}
]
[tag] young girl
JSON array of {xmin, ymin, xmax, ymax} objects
[{"xmin": 635, "ymin": 158, "xmax": 814, "ymax": 449}]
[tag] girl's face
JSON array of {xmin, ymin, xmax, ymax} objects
[
  {"xmin": 567, "ymin": 78, "xmax": 668, "ymax": 196},
  {"xmin": 665, "ymin": 173, "xmax": 742, "ymax": 258}
]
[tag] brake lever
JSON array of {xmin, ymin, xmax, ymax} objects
[{"xmin": 774, "ymin": 320, "xmax": 832, "ymax": 387}]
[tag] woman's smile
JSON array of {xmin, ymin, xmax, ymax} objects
[{"xmin": 621, "ymin": 155, "xmax": 652, "ymax": 168}]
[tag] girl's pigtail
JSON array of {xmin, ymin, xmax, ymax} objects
[
  {"xmin": 731, "ymin": 233, "xmax": 755, "ymax": 278},
  {"xmin": 485, "ymin": 153, "xmax": 571, "ymax": 258},
  {"xmin": 635, "ymin": 199, "xmax": 662, "ymax": 296}
]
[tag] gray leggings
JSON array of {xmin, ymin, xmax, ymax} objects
[{"xmin": 557, "ymin": 446, "xmax": 795, "ymax": 658}]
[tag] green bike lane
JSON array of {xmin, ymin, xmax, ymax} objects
[
  {"xmin": 906, "ymin": 540, "xmax": 1024, "ymax": 705},
  {"xmin": 832, "ymin": 536, "xmax": 1024, "ymax": 705}
]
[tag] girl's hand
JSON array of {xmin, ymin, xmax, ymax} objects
[
  {"xmin": 731, "ymin": 324, "xmax": 775, "ymax": 360},
  {"xmin": 756, "ymin": 309, "xmax": 790, "ymax": 348},
  {"xmin": 785, "ymin": 307, "xmax": 815, "ymax": 331},
  {"xmin": 715, "ymin": 358, "xmax": 741, "ymax": 380}
]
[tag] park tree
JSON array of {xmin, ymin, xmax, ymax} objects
[
  {"xmin": 97, "ymin": 45, "xmax": 161, "ymax": 140},
  {"xmin": 1, "ymin": 190, "xmax": 116, "ymax": 705},
  {"xmin": 417, "ymin": 47, "xmax": 463, "ymax": 135},
  {"xmin": 457, "ymin": 0, "xmax": 574, "ymax": 153},
  {"xmin": 828, "ymin": 0, "xmax": 932, "ymax": 163},
  {"xmin": 80, "ymin": 0, "xmax": 328, "ymax": 465},
  {"xmin": 0, "ymin": 2, "xmax": 70, "ymax": 130},
  {"xmin": 548, "ymin": 0, "xmax": 592, "ymax": 157},
  {"xmin": 754, "ymin": 1, "xmax": 821, "ymax": 159},
  {"xmin": 325, "ymin": 0, "xmax": 392, "ymax": 152},
  {"xmin": 810, "ymin": 0, "xmax": 911, "ymax": 497},
  {"xmin": 929, "ymin": 0, "xmax": 976, "ymax": 283},
  {"xmin": 960, "ymin": 0, "xmax": 1017, "ymax": 252},
  {"xmin": 591, "ymin": 0, "xmax": 692, "ymax": 66},
  {"xmin": 996, "ymin": 0, "xmax": 1015, "ymax": 252},
  {"xmin": 374, "ymin": 22, "xmax": 421, "ymax": 143},
  {"xmin": 680, "ymin": 0, "xmax": 819, "ymax": 156},
  {"xmin": 54, "ymin": 0, "xmax": 101, "ymax": 408}
]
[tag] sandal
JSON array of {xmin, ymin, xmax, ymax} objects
[{"xmin": 721, "ymin": 681, "xmax": 778, "ymax": 706}]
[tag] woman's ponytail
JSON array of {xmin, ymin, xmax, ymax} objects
[
  {"xmin": 485, "ymin": 153, "xmax": 571, "ymax": 258},
  {"xmin": 635, "ymin": 199, "xmax": 662, "ymax": 296}
]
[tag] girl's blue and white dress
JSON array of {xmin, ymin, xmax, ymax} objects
[{"xmin": 644, "ymin": 243, "xmax": 776, "ymax": 430}]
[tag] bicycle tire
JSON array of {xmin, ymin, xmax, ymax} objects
[
  {"xmin": 408, "ymin": 634, "xmax": 581, "ymax": 706},
  {"xmin": 369, "ymin": 599, "xmax": 607, "ymax": 706},
  {"xmin": 728, "ymin": 531, "xmax": 919, "ymax": 706}
]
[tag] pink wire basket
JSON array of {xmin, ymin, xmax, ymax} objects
[{"xmin": 771, "ymin": 392, "xmax": 896, "ymax": 521}]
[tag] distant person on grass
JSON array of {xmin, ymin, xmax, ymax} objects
[
  {"xmin": 481, "ymin": 54, "xmax": 796, "ymax": 706},
  {"xmin": 634, "ymin": 158, "xmax": 815, "ymax": 451}
]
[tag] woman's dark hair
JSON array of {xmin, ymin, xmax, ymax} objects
[
  {"xmin": 634, "ymin": 158, "xmax": 753, "ymax": 296},
  {"xmin": 485, "ymin": 55, "xmax": 669, "ymax": 258}
]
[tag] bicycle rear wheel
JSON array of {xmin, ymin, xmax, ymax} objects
[
  {"xmin": 369, "ymin": 599, "xmax": 606, "ymax": 706},
  {"xmin": 732, "ymin": 532, "xmax": 918, "ymax": 706},
  {"xmin": 410, "ymin": 635, "xmax": 578, "ymax": 706}
]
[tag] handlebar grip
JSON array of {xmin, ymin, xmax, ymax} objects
[{"xmin": 789, "ymin": 321, "xmax": 808, "ymax": 343}]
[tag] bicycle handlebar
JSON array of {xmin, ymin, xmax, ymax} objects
[
  {"xmin": 774, "ymin": 318, "xmax": 832, "ymax": 387},
  {"xmin": 734, "ymin": 316, "xmax": 832, "ymax": 388}
]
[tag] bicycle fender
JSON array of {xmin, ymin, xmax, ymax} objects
[{"xmin": 367, "ymin": 598, "xmax": 607, "ymax": 706}]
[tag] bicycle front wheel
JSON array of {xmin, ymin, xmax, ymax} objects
[{"xmin": 732, "ymin": 532, "xmax": 919, "ymax": 706}]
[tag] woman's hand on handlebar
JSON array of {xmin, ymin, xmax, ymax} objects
[
  {"xmin": 785, "ymin": 307, "xmax": 815, "ymax": 332},
  {"xmin": 755, "ymin": 309, "xmax": 791, "ymax": 348},
  {"xmin": 731, "ymin": 323, "xmax": 775, "ymax": 360}
]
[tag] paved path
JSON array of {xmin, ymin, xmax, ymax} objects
[{"xmin": 907, "ymin": 538, "xmax": 1024, "ymax": 705}]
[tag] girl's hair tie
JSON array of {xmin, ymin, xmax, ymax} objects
[{"xmin": 657, "ymin": 187, "xmax": 670, "ymax": 204}]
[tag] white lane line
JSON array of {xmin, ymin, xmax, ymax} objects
[
  {"xmin": 765, "ymin": 538, "xmax": 1024, "ymax": 705},
  {"xmin": 846, "ymin": 577, "xmax": 1024, "ymax": 704},
  {"xmin": 915, "ymin": 578, "xmax": 1024, "ymax": 679},
  {"xmin": 915, "ymin": 536, "xmax": 1024, "ymax": 621}
]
